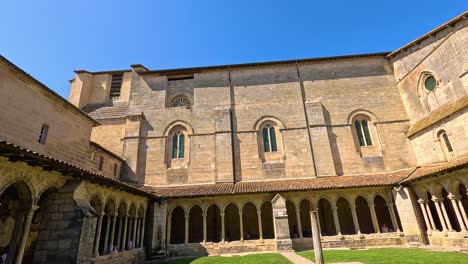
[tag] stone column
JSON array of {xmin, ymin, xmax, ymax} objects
[
  {"xmin": 448, "ymin": 195, "xmax": 467, "ymax": 232},
  {"xmin": 432, "ymin": 198, "xmax": 448, "ymax": 232},
  {"xmin": 221, "ymin": 212, "xmax": 225, "ymax": 242},
  {"xmin": 424, "ymin": 203, "xmax": 437, "ymax": 231},
  {"xmin": 310, "ymin": 211, "xmax": 324, "ymax": 264},
  {"xmin": 386, "ymin": 203, "xmax": 400, "ymax": 233},
  {"xmin": 14, "ymin": 206, "xmax": 38, "ymax": 264},
  {"xmin": 331, "ymin": 206, "xmax": 341, "ymax": 236},
  {"xmin": 350, "ymin": 205, "xmax": 361, "ymax": 235},
  {"xmin": 116, "ymin": 216, "xmax": 124, "ymax": 251},
  {"xmin": 109, "ymin": 214, "xmax": 118, "ymax": 252},
  {"xmin": 166, "ymin": 215, "xmax": 172, "ymax": 245},
  {"xmin": 184, "ymin": 213, "xmax": 190, "ymax": 244},
  {"xmin": 368, "ymin": 203, "xmax": 380, "ymax": 234},
  {"xmin": 271, "ymin": 194, "xmax": 292, "ymax": 251},
  {"xmin": 103, "ymin": 214, "xmax": 111, "ymax": 254},
  {"xmin": 133, "ymin": 217, "xmax": 138, "ymax": 248},
  {"xmin": 295, "ymin": 205, "xmax": 303, "ymax": 238},
  {"xmin": 136, "ymin": 218, "xmax": 141, "ymax": 248},
  {"xmin": 257, "ymin": 210, "xmax": 263, "ymax": 240},
  {"xmin": 457, "ymin": 199, "xmax": 468, "ymax": 229},
  {"xmin": 417, "ymin": 200, "xmax": 432, "ymax": 235},
  {"xmin": 121, "ymin": 216, "xmax": 128, "ymax": 251},
  {"xmin": 239, "ymin": 211, "xmax": 244, "ymax": 242},
  {"xmin": 93, "ymin": 212, "xmax": 104, "ymax": 256},
  {"xmin": 140, "ymin": 213, "xmax": 146, "ymax": 247},
  {"xmin": 440, "ymin": 202, "xmax": 454, "ymax": 231},
  {"xmin": 202, "ymin": 213, "xmax": 207, "ymax": 243}
]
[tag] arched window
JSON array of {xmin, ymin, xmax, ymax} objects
[
  {"xmin": 354, "ymin": 119, "xmax": 372, "ymax": 146},
  {"xmin": 437, "ymin": 130, "xmax": 454, "ymax": 160},
  {"xmin": 171, "ymin": 131, "xmax": 185, "ymax": 159},
  {"xmin": 262, "ymin": 124, "xmax": 277, "ymax": 152},
  {"xmin": 442, "ymin": 133, "xmax": 453, "ymax": 153},
  {"xmin": 171, "ymin": 95, "xmax": 191, "ymax": 107},
  {"xmin": 424, "ymin": 75, "xmax": 436, "ymax": 92}
]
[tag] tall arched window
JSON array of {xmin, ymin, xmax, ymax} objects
[
  {"xmin": 354, "ymin": 119, "xmax": 373, "ymax": 146},
  {"xmin": 437, "ymin": 130, "xmax": 454, "ymax": 160},
  {"xmin": 171, "ymin": 131, "xmax": 185, "ymax": 159},
  {"xmin": 262, "ymin": 124, "xmax": 277, "ymax": 152}
]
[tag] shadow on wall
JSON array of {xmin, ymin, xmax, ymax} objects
[{"xmin": 322, "ymin": 106, "xmax": 343, "ymax": 175}]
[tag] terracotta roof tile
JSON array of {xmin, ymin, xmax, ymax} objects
[{"xmin": 400, "ymin": 156, "xmax": 468, "ymax": 184}]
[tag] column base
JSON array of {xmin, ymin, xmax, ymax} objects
[{"xmin": 274, "ymin": 239, "xmax": 293, "ymax": 252}]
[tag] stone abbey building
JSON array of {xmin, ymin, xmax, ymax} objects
[{"xmin": 0, "ymin": 12, "xmax": 467, "ymax": 263}]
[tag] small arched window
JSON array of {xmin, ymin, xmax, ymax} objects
[
  {"xmin": 442, "ymin": 133, "xmax": 453, "ymax": 153},
  {"xmin": 437, "ymin": 130, "xmax": 454, "ymax": 161},
  {"xmin": 262, "ymin": 124, "xmax": 277, "ymax": 152},
  {"xmin": 424, "ymin": 75, "xmax": 436, "ymax": 92},
  {"xmin": 354, "ymin": 119, "xmax": 373, "ymax": 146},
  {"xmin": 38, "ymin": 124, "xmax": 49, "ymax": 145},
  {"xmin": 171, "ymin": 96, "xmax": 191, "ymax": 107},
  {"xmin": 171, "ymin": 131, "xmax": 185, "ymax": 159}
]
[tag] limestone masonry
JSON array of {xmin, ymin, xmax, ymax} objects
[{"xmin": 0, "ymin": 11, "xmax": 467, "ymax": 263}]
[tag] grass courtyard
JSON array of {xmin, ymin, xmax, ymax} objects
[
  {"xmin": 160, "ymin": 248, "xmax": 468, "ymax": 264},
  {"xmin": 298, "ymin": 248, "xmax": 468, "ymax": 264}
]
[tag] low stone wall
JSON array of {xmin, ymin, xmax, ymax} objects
[
  {"xmin": 291, "ymin": 233, "xmax": 406, "ymax": 250},
  {"xmin": 427, "ymin": 231, "xmax": 468, "ymax": 248},
  {"xmin": 92, "ymin": 248, "xmax": 145, "ymax": 264},
  {"xmin": 168, "ymin": 240, "xmax": 277, "ymax": 257}
]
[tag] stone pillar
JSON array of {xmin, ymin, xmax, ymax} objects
[
  {"xmin": 439, "ymin": 200, "xmax": 454, "ymax": 231},
  {"xmin": 369, "ymin": 204, "xmax": 380, "ymax": 233},
  {"xmin": 239, "ymin": 211, "xmax": 244, "ymax": 242},
  {"xmin": 221, "ymin": 212, "xmax": 225, "ymax": 242},
  {"xmin": 387, "ymin": 203, "xmax": 401, "ymax": 233},
  {"xmin": 94, "ymin": 212, "xmax": 104, "ymax": 256},
  {"xmin": 133, "ymin": 217, "xmax": 138, "ymax": 248},
  {"xmin": 109, "ymin": 214, "xmax": 118, "ymax": 252},
  {"xmin": 103, "ymin": 214, "xmax": 111, "ymax": 254},
  {"xmin": 136, "ymin": 218, "xmax": 141, "ymax": 248},
  {"xmin": 432, "ymin": 198, "xmax": 448, "ymax": 232},
  {"xmin": 457, "ymin": 199, "xmax": 468, "ymax": 229},
  {"xmin": 184, "ymin": 213, "xmax": 190, "ymax": 244},
  {"xmin": 295, "ymin": 205, "xmax": 303, "ymax": 238},
  {"xmin": 116, "ymin": 216, "xmax": 124, "ymax": 251},
  {"xmin": 14, "ymin": 206, "xmax": 38, "ymax": 264},
  {"xmin": 167, "ymin": 215, "xmax": 172, "ymax": 245},
  {"xmin": 6, "ymin": 208, "xmax": 24, "ymax": 264},
  {"xmin": 331, "ymin": 206, "xmax": 341, "ymax": 236},
  {"xmin": 257, "ymin": 210, "xmax": 263, "ymax": 240},
  {"xmin": 271, "ymin": 194, "xmax": 292, "ymax": 251},
  {"xmin": 417, "ymin": 199, "xmax": 432, "ymax": 235},
  {"xmin": 202, "ymin": 213, "xmax": 207, "ymax": 243},
  {"xmin": 425, "ymin": 203, "xmax": 437, "ymax": 231},
  {"xmin": 310, "ymin": 211, "xmax": 324, "ymax": 264},
  {"xmin": 350, "ymin": 205, "xmax": 361, "ymax": 235},
  {"xmin": 393, "ymin": 187, "xmax": 426, "ymax": 243},
  {"xmin": 140, "ymin": 213, "xmax": 146, "ymax": 247},
  {"xmin": 121, "ymin": 216, "xmax": 128, "ymax": 251},
  {"xmin": 448, "ymin": 195, "xmax": 467, "ymax": 232}
]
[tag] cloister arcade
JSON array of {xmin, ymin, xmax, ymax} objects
[
  {"xmin": 413, "ymin": 175, "xmax": 468, "ymax": 239},
  {"xmin": 166, "ymin": 187, "xmax": 403, "ymax": 249}
]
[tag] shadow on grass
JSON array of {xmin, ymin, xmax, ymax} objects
[{"xmin": 158, "ymin": 253, "xmax": 293, "ymax": 264}]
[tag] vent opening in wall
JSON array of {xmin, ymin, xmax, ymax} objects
[
  {"xmin": 167, "ymin": 74, "xmax": 194, "ymax": 81},
  {"xmin": 171, "ymin": 95, "xmax": 191, "ymax": 107},
  {"xmin": 38, "ymin": 124, "xmax": 49, "ymax": 144},
  {"xmin": 109, "ymin": 73, "xmax": 123, "ymax": 98}
]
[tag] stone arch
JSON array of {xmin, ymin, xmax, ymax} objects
[
  {"xmin": 299, "ymin": 199, "xmax": 312, "ymax": 237},
  {"xmin": 458, "ymin": 183, "xmax": 468, "ymax": 222},
  {"xmin": 206, "ymin": 204, "xmax": 221, "ymax": 242},
  {"xmin": 0, "ymin": 178, "xmax": 35, "ymax": 207},
  {"xmin": 260, "ymin": 201, "xmax": 274, "ymax": 239},
  {"xmin": 432, "ymin": 184, "xmax": 445, "ymax": 199},
  {"xmin": 285, "ymin": 200, "xmax": 299, "ymax": 238},
  {"xmin": 336, "ymin": 197, "xmax": 355, "ymax": 235},
  {"xmin": 317, "ymin": 197, "xmax": 336, "ymax": 236},
  {"xmin": 426, "ymin": 191, "xmax": 443, "ymax": 231},
  {"xmin": 242, "ymin": 202, "xmax": 259, "ymax": 240},
  {"xmin": 347, "ymin": 109, "xmax": 380, "ymax": 124},
  {"xmin": 163, "ymin": 120, "xmax": 194, "ymax": 136},
  {"xmin": 355, "ymin": 196, "xmax": 374, "ymax": 234},
  {"xmin": 253, "ymin": 116, "xmax": 286, "ymax": 130},
  {"xmin": 224, "ymin": 203, "xmax": 240, "ymax": 241},
  {"xmin": 189, "ymin": 205, "xmax": 203, "ymax": 243},
  {"xmin": 374, "ymin": 195, "xmax": 393, "ymax": 232},
  {"xmin": 170, "ymin": 206, "xmax": 185, "ymax": 244}
]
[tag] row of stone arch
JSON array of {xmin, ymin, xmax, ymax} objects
[
  {"xmin": 168, "ymin": 193, "xmax": 401, "ymax": 244},
  {"xmin": 90, "ymin": 196, "xmax": 146, "ymax": 256},
  {"xmin": 416, "ymin": 181, "xmax": 468, "ymax": 234}
]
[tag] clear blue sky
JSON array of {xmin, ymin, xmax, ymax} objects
[{"xmin": 1, "ymin": 1, "xmax": 466, "ymax": 98}]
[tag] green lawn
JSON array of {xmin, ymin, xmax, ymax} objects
[
  {"xmin": 297, "ymin": 248, "xmax": 468, "ymax": 264},
  {"xmin": 159, "ymin": 253, "xmax": 292, "ymax": 264}
]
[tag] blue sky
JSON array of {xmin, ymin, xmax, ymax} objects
[{"xmin": 1, "ymin": 1, "xmax": 466, "ymax": 98}]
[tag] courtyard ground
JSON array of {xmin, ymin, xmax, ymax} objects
[
  {"xmin": 157, "ymin": 253, "xmax": 293, "ymax": 264},
  {"xmin": 297, "ymin": 248, "xmax": 468, "ymax": 264}
]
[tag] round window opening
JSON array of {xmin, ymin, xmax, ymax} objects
[
  {"xmin": 424, "ymin": 75, "xmax": 436, "ymax": 92},
  {"xmin": 171, "ymin": 96, "xmax": 191, "ymax": 107}
]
